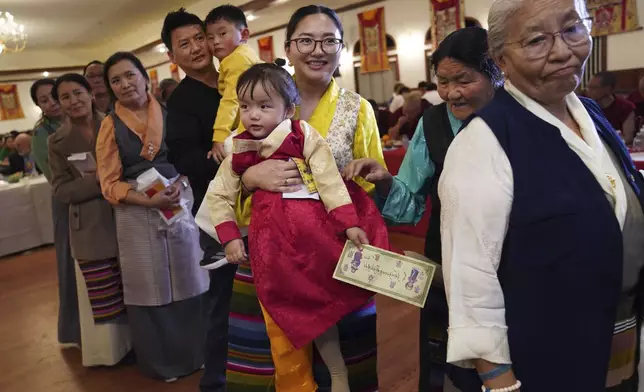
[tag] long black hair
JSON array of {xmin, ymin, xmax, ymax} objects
[
  {"xmin": 52, "ymin": 73, "xmax": 93, "ymax": 102},
  {"xmin": 432, "ymin": 27, "xmax": 503, "ymax": 88},
  {"xmin": 285, "ymin": 5, "xmax": 344, "ymax": 48},
  {"xmin": 103, "ymin": 52, "xmax": 149, "ymax": 102}
]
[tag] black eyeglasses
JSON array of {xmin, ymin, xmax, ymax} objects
[
  {"xmin": 507, "ymin": 18, "xmax": 593, "ymax": 60},
  {"xmin": 286, "ymin": 38, "xmax": 344, "ymax": 54}
]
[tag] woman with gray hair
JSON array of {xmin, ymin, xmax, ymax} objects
[{"xmin": 439, "ymin": 0, "xmax": 644, "ymax": 391}]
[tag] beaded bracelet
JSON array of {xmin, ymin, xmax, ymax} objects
[{"xmin": 481, "ymin": 380, "xmax": 522, "ymax": 392}]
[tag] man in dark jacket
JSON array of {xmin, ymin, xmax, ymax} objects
[{"xmin": 161, "ymin": 9, "xmax": 233, "ymax": 392}]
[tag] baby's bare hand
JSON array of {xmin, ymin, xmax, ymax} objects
[
  {"xmin": 224, "ymin": 239, "xmax": 247, "ymax": 264},
  {"xmin": 346, "ymin": 227, "xmax": 369, "ymax": 250}
]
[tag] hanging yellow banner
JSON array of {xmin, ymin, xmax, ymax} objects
[
  {"xmin": 358, "ymin": 7, "xmax": 389, "ymax": 74},
  {"xmin": 591, "ymin": 0, "xmax": 640, "ymax": 37},
  {"xmin": 0, "ymin": 84, "xmax": 25, "ymax": 121},
  {"xmin": 430, "ymin": 0, "xmax": 465, "ymax": 49}
]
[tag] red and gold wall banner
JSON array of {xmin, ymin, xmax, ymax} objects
[
  {"xmin": 430, "ymin": 0, "xmax": 465, "ymax": 49},
  {"xmin": 258, "ymin": 36, "xmax": 275, "ymax": 63},
  {"xmin": 589, "ymin": 0, "xmax": 640, "ymax": 37},
  {"xmin": 0, "ymin": 84, "xmax": 24, "ymax": 121},
  {"xmin": 170, "ymin": 63, "xmax": 180, "ymax": 82},
  {"xmin": 149, "ymin": 69, "xmax": 159, "ymax": 97},
  {"xmin": 358, "ymin": 7, "xmax": 389, "ymax": 74}
]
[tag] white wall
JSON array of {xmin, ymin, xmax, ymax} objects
[
  {"xmin": 606, "ymin": 0, "xmax": 644, "ymax": 71},
  {"xmin": 0, "ymin": 80, "xmax": 43, "ymax": 134}
]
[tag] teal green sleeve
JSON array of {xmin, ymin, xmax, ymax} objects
[
  {"xmin": 32, "ymin": 127, "xmax": 52, "ymax": 182},
  {"xmin": 377, "ymin": 120, "xmax": 435, "ymax": 225}
]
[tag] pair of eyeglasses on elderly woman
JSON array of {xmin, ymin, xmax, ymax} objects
[
  {"xmin": 286, "ymin": 37, "xmax": 344, "ymax": 54},
  {"xmin": 508, "ymin": 18, "xmax": 593, "ymax": 60}
]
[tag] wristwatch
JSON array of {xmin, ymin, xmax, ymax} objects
[{"xmin": 180, "ymin": 177, "xmax": 189, "ymax": 189}]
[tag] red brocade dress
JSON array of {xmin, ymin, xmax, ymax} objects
[{"xmin": 209, "ymin": 119, "xmax": 390, "ymax": 349}]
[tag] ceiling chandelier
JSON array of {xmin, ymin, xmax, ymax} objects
[{"xmin": 0, "ymin": 12, "xmax": 26, "ymax": 54}]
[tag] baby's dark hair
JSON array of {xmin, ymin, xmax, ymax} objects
[
  {"xmin": 237, "ymin": 63, "xmax": 300, "ymax": 107},
  {"xmin": 205, "ymin": 5, "xmax": 247, "ymax": 29}
]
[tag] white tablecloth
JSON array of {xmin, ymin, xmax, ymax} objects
[{"xmin": 0, "ymin": 176, "xmax": 54, "ymax": 257}]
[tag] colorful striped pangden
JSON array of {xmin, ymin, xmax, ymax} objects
[
  {"xmin": 227, "ymin": 263, "xmax": 379, "ymax": 392},
  {"xmin": 606, "ymin": 316, "xmax": 637, "ymax": 391},
  {"xmin": 76, "ymin": 258, "xmax": 125, "ymax": 323}
]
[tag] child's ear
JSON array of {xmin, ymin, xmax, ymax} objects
[
  {"xmin": 241, "ymin": 28, "xmax": 250, "ymax": 42},
  {"xmin": 285, "ymin": 104, "xmax": 296, "ymax": 119}
]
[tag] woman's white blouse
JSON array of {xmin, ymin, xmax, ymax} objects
[{"xmin": 438, "ymin": 81, "xmax": 627, "ymax": 368}]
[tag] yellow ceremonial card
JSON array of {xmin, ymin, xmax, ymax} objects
[
  {"xmin": 333, "ymin": 242, "xmax": 437, "ymax": 308},
  {"xmin": 291, "ymin": 158, "xmax": 318, "ymax": 194}
]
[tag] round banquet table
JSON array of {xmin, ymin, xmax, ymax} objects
[{"xmin": 382, "ymin": 147, "xmax": 430, "ymax": 238}]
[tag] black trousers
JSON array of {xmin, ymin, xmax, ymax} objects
[
  {"xmin": 198, "ymin": 230, "xmax": 239, "ymax": 392},
  {"xmin": 418, "ymin": 286, "xmax": 481, "ymax": 392}
]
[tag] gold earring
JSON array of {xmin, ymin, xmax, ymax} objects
[{"xmin": 288, "ymin": 62, "xmax": 293, "ymax": 66}]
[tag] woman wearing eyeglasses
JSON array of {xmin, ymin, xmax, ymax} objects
[
  {"xmin": 439, "ymin": 0, "xmax": 644, "ymax": 391},
  {"xmin": 223, "ymin": 5, "xmax": 383, "ymax": 392}
]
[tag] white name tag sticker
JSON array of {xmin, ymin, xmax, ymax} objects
[
  {"xmin": 67, "ymin": 152, "xmax": 88, "ymax": 161},
  {"xmin": 282, "ymin": 184, "xmax": 320, "ymax": 200},
  {"xmin": 67, "ymin": 152, "xmax": 96, "ymax": 174}
]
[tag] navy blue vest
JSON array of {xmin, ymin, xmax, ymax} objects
[
  {"xmin": 423, "ymin": 103, "xmax": 454, "ymax": 263},
  {"xmin": 473, "ymin": 88, "xmax": 644, "ymax": 391}
]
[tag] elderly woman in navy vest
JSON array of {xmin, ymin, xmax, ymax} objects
[
  {"xmin": 96, "ymin": 52, "xmax": 209, "ymax": 382},
  {"xmin": 438, "ymin": 0, "xmax": 644, "ymax": 391},
  {"xmin": 344, "ymin": 27, "xmax": 502, "ymax": 391}
]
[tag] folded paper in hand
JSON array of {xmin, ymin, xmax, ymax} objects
[{"xmin": 136, "ymin": 168, "xmax": 186, "ymax": 225}]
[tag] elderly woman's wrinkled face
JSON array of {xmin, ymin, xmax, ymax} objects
[
  {"xmin": 498, "ymin": 0, "xmax": 591, "ymax": 104},
  {"xmin": 108, "ymin": 60, "xmax": 149, "ymax": 108},
  {"xmin": 436, "ymin": 58, "xmax": 495, "ymax": 121}
]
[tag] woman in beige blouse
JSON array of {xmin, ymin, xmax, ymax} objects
[{"xmin": 48, "ymin": 73, "xmax": 131, "ymax": 367}]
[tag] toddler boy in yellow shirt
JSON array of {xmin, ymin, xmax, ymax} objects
[{"xmin": 205, "ymin": 5, "xmax": 262, "ymax": 163}]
